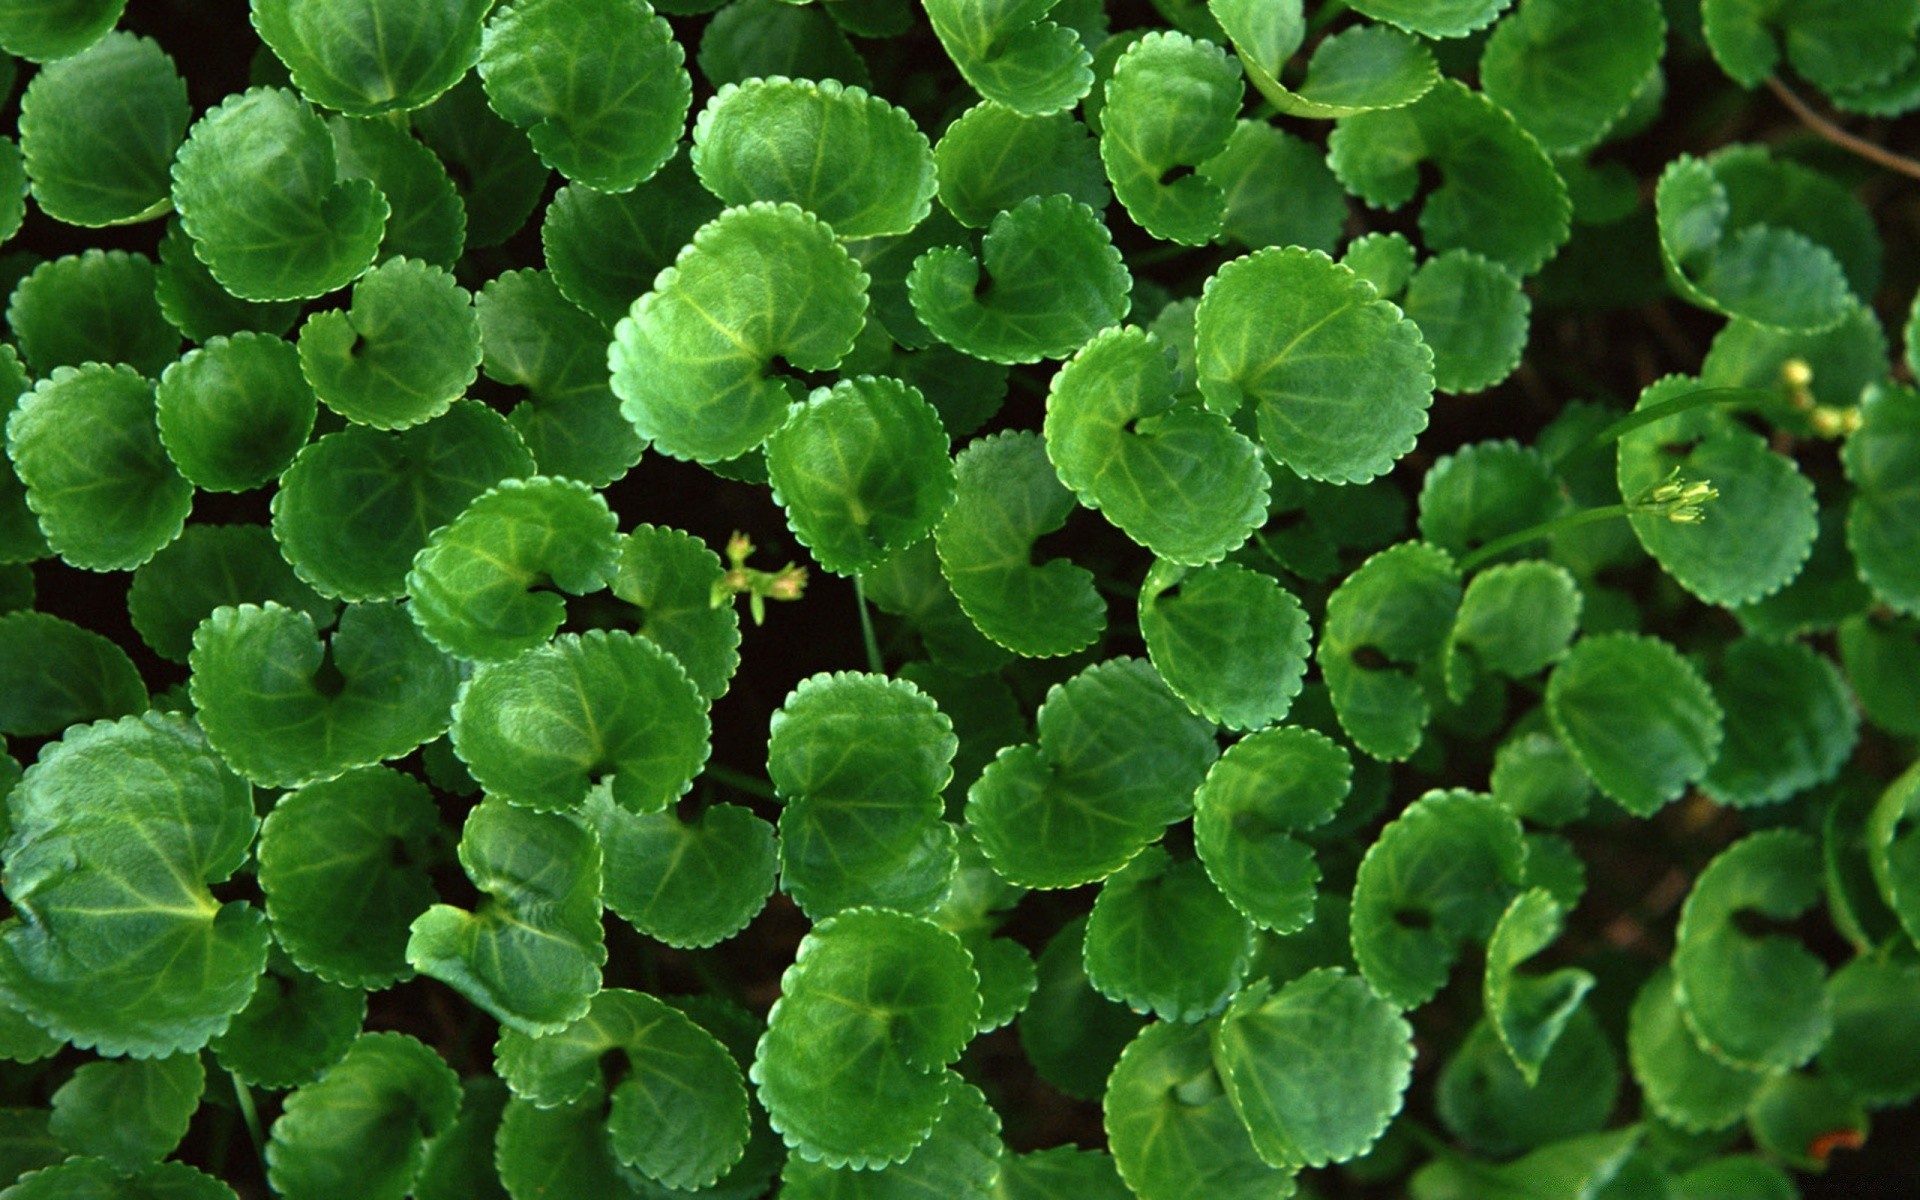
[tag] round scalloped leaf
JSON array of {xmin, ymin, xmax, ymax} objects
[
  {"xmin": 999, "ymin": 1147, "xmax": 1130, "ymax": 1200},
  {"xmin": 1347, "ymin": 0, "xmax": 1511, "ymax": 37},
  {"xmin": 541, "ymin": 159, "xmax": 720, "ymax": 327},
  {"xmin": 933, "ymin": 102, "xmax": 1108, "ymax": 228},
  {"xmin": 8, "ymin": 250, "xmax": 179, "ymax": 376},
  {"xmin": 257, "ymin": 766, "xmax": 441, "ymax": 988},
  {"xmin": 0, "ymin": 0, "xmax": 125, "ymax": 61},
  {"xmin": 1317, "ymin": 541, "xmax": 1461, "ymax": 761},
  {"xmin": 6, "ymin": 1159, "xmax": 240, "ymax": 1200},
  {"xmin": 1199, "ymin": 122, "xmax": 1347, "ymax": 253},
  {"xmin": 0, "ymin": 345, "xmax": 43, "ymax": 566},
  {"xmin": 1328, "ymin": 80, "xmax": 1569, "ymax": 276},
  {"xmin": 863, "ymin": 538, "xmax": 1013, "ymax": 676},
  {"xmin": 1846, "ymin": 383, "xmax": 1920, "ymax": 614},
  {"xmin": 406, "ymin": 476, "xmax": 619, "ymax": 661},
  {"xmin": 766, "ymin": 376, "xmax": 955, "ymax": 576},
  {"xmin": 264, "ymin": 1032, "xmax": 462, "ymax": 1200},
  {"xmin": 1140, "ymin": 560, "xmax": 1309, "ymax": 730},
  {"xmin": 209, "ymin": 951, "xmax": 366, "ymax": 1089},
  {"xmin": 157, "ymin": 333, "xmax": 316, "ymax": 492},
  {"xmin": 18, "ymin": 32, "xmax": 188, "ymax": 227},
  {"xmin": 1434, "ymin": 1008, "xmax": 1619, "ymax": 1159},
  {"xmin": 1628, "ymin": 966, "xmax": 1767, "ymax": 1132},
  {"xmin": 781, "ymin": 1075, "xmax": 1001, "ymax": 1200},
  {"xmin": 751, "ymin": 908, "xmax": 980, "ymax": 1168},
  {"xmin": 1402, "ymin": 250, "xmax": 1529, "ymax": 394},
  {"xmin": 611, "ymin": 202, "xmax": 868, "ymax": 463},
  {"xmin": 1484, "ymin": 890, "xmax": 1595, "ymax": 1087},
  {"xmin": 330, "ymin": 117, "xmax": 466, "ymax": 269},
  {"xmin": 1018, "ymin": 917, "xmax": 1146, "ymax": 1100},
  {"xmin": 1084, "ymin": 847, "xmax": 1255, "ymax": 1021},
  {"xmin": 611, "ymin": 524, "xmax": 741, "ymax": 702},
  {"xmin": 190, "ymin": 601, "xmax": 461, "ymax": 788},
  {"xmin": 0, "ymin": 712, "xmax": 268, "ymax": 1058},
  {"xmin": 767, "ymin": 672, "xmax": 958, "ymax": 918},
  {"xmin": 0, "ymin": 611, "xmax": 146, "ymax": 736},
  {"xmin": 272, "ymin": 401, "xmax": 536, "ymax": 601},
  {"xmin": 1447, "ymin": 560, "xmax": 1582, "ymax": 701},
  {"xmin": 1193, "ymin": 727, "xmax": 1349, "ymax": 934},
  {"xmin": 493, "ymin": 1093, "xmax": 659, "ymax": 1199},
  {"xmin": 1702, "ymin": 638, "xmax": 1857, "ymax": 809},
  {"xmin": 1546, "ymin": 633, "xmax": 1723, "ymax": 817},
  {"xmin": 591, "ymin": 792, "xmax": 776, "ymax": 948},
  {"xmin": 253, "ymin": 0, "xmax": 490, "ymax": 116},
  {"xmin": 411, "ymin": 1077, "xmax": 511, "ymax": 1200},
  {"xmin": 1844, "ymin": 614, "xmax": 1920, "ymax": 738},
  {"xmin": 475, "ymin": 270, "xmax": 642, "ymax": 488},
  {"xmin": 1819, "ymin": 957, "xmax": 1920, "ymax": 1106},
  {"xmin": 1702, "ymin": 0, "xmax": 1920, "ymax": 92},
  {"xmin": 1195, "ymin": 247, "xmax": 1432, "ymax": 484},
  {"xmin": 495, "ymin": 988, "xmax": 749, "ymax": 1189},
  {"xmin": 692, "ymin": 77, "xmax": 934, "ymax": 240},
  {"xmin": 1747, "ymin": 1072, "xmax": 1869, "ymax": 1173},
  {"xmin": 1417, "ymin": 440, "xmax": 1567, "ymax": 564},
  {"xmin": 0, "ymin": 138, "xmax": 20, "ymax": 248},
  {"xmin": 908, "ymin": 194, "xmax": 1128, "ymax": 365},
  {"xmin": 1105, "ymin": 1019, "xmax": 1297, "ymax": 1200},
  {"xmin": 1212, "ymin": 2, "xmax": 1435, "ymax": 119},
  {"xmin": 7, "ymin": 363, "xmax": 192, "ymax": 572},
  {"xmin": 478, "ymin": 0, "xmax": 690, "ymax": 192},
  {"xmin": 154, "ymin": 218, "xmax": 303, "ymax": 344},
  {"xmin": 1617, "ymin": 377, "xmax": 1817, "ymax": 606},
  {"xmin": 1870, "ymin": 762, "xmax": 1920, "ymax": 948},
  {"xmin": 1342, "ymin": 232, "xmax": 1415, "ymax": 297},
  {"xmin": 451, "ymin": 631, "xmax": 710, "ymax": 815},
  {"xmin": 934, "ymin": 430, "xmax": 1105, "ymax": 658},
  {"xmin": 1046, "ymin": 326, "xmax": 1267, "ymax": 566},
  {"xmin": 412, "ymin": 74, "xmax": 550, "ymax": 250},
  {"xmin": 1673, "ymin": 830, "xmax": 1832, "ymax": 1071},
  {"xmin": 171, "ymin": 88, "xmax": 388, "ymax": 302},
  {"xmin": 1212, "ymin": 969, "xmax": 1412, "ymax": 1169},
  {"xmin": 968, "ymin": 658, "xmax": 1216, "ymax": 889},
  {"xmin": 699, "ymin": 0, "xmax": 873, "ymax": 87},
  {"xmin": 406, "ymin": 799, "xmax": 606, "ymax": 1035},
  {"xmin": 1098, "ymin": 31, "xmax": 1242, "ymax": 245},
  {"xmin": 1350, "ymin": 789, "xmax": 1527, "ymax": 1009},
  {"xmin": 297, "ymin": 257, "xmax": 480, "ymax": 430},
  {"xmin": 49, "ymin": 1052, "xmax": 203, "ymax": 1172},
  {"xmin": 1480, "ymin": 0, "xmax": 1665, "ymax": 154},
  {"xmin": 923, "ymin": 0, "xmax": 1093, "ymax": 116}
]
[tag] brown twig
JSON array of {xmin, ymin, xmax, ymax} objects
[{"xmin": 1766, "ymin": 76, "xmax": 1920, "ymax": 181}]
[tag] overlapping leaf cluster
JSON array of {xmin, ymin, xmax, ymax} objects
[{"xmin": 0, "ymin": 0, "xmax": 1915, "ymax": 1197}]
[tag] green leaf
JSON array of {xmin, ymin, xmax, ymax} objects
[
  {"xmin": 699, "ymin": 0, "xmax": 873, "ymax": 87},
  {"xmin": 0, "ymin": 712, "xmax": 269, "ymax": 1058},
  {"xmin": 493, "ymin": 1093, "xmax": 649, "ymax": 1200},
  {"xmin": 272, "ymin": 401, "xmax": 536, "ymax": 601},
  {"xmin": 1446, "ymin": 560, "xmax": 1582, "ymax": 701},
  {"xmin": 1479, "ymin": 0, "xmax": 1666, "ymax": 154},
  {"xmin": 1669, "ymin": 1156, "xmax": 1798, "ymax": 1200},
  {"xmin": 1140, "ymin": 561, "xmax": 1309, "ymax": 729},
  {"xmin": 968, "ymin": 657, "xmax": 1216, "ymax": 889},
  {"xmin": 1846, "ymin": 382, "xmax": 1920, "ymax": 614},
  {"xmin": 209, "ymin": 950, "xmax": 367, "ymax": 1089},
  {"xmin": 692, "ymin": 77, "xmax": 934, "ymax": 239},
  {"xmin": 610, "ymin": 524, "xmax": 742, "ymax": 702},
  {"xmin": 496, "ymin": 988, "xmax": 750, "ymax": 1189},
  {"xmin": 406, "ymin": 799, "xmax": 605, "ymax": 1034},
  {"xmin": 49, "ymin": 1053, "xmax": 203, "ymax": 1173},
  {"xmin": 1820, "ymin": 957, "xmax": 1920, "ymax": 1106},
  {"xmin": 1195, "ymin": 247, "xmax": 1433, "ymax": 483},
  {"xmin": 0, "ymin": 0, "xmax": 125, "ymax": 61},
  {"xmin": 1098, "ymin": 31, "xmax": 1242, "ymax": 245},
  {"xmin": 475, "ymin": 269, "xmax": 642, "ymax": 488},
  {"xmin": 782, "ymin": 1075, "xmax": 1000, "ymax": 1200},
  {"xmin": 413, "ymin": 1078, "xmax": 510, "ymax": 1200},
  {"xmin": 257, "ymin": 766, "xmax": 441, "ymax": 988},
  {"xmin": 1745, "ymin": 1071, "xmax": 1867, "ymax": 1172},
  {"xmin": 1350, "ymin": 789, "xmax": 1527, "ymax": 1009},
  {"xmin": 1193, "ymin": 727, "xmax": 1350, "ymax": 934},
  {"xmin": 153, "ymin": 217, "xmax": 302, "ymax": 344},
  {"xmin": 1702, "ymin": 0, "xmax": 1920, "ymax": 91},
  {"xmin": 18, "ymin": 32, "xmax": 187, "ymax": 227},
  {"xmin": 1342, "ymin": 233, "xmax": 1416, "ymax": 297},
  {"xmin": 1633, "ymin": 968, "xmax": 1770, "ymax": 1130},
  {"xmin": 934, "ymin": 430, "xmax": 1105, "ymax": 658},
  {"xmin": 1484, "ymin": 889, "xmax": 1594, "ymax": 1086},
  {"xmin": 862, "ymin": 539, "xmax": 1012, "ymax": 675},
  {"xmin": 933, "ymin": 102, "xmax": 1108, "ymax": 228},
  {"xmin": 296, "ymin": 257, "xmax": 480, "ymax": 430},
  {"xmin": 923, "ymin": 0, "xmax": 1094, "ymax": 116},
  {"xmin": 265, "ymin": 1032, "xmax": 462, "ymax": 1200},
  {"xmin": 0, "ymin": 138, "xmax": 20, "ymax": 249},
  {"xmin": 190, "ymin": 601, "xmax": 461, "ymax": 788},
  {"xmin": 1673, "ymin": 830, "xmax": 1832, "ymax": 1071},
  {"xmin": 766, "ymin": 376, "xmax": 955, "ymax": 576},
  {"xmin": 1346, "ymin": 0, "xmax": 1512, "ymax": 37},
  {"xmin": 0, "ymin": 611, "xmax": 146, "ymax": 736},
  {"xmin": 1401, "ymin": 250, "xmax": 1529, "ymax": 394},
  {"xmin": 751, "ymin": 907, "xmax": 980, "ymax": 1168},
  {"xmin": 1328, "ymin": 80, "xmax": 1570, "ymax": 276},
  {"xmin": 253, "ymin": 0, "xmax": 490, "ymax": 116},
  {"xmin": 1046, "ymin": 326, "xmax": 1268, "ymax": 566},
  {"xmin": 908, "ymin": 193, "xmax": 1129, "ymax": 364},
  {"xmin": 611, "ymin": 202, "xmax": 869, "ymax": 463},
  {"xmin": 411, "ymin": 74, "xmax": 550, "ymax": 249},
  {"xmin": 478, "ymin": 0, "xmax": 691, "ymax": 192},
  {"xmin": 8, "ymin": 363, "xmax": 191, "ymax": 572},
  {"xmin": 1105, "ymin": 1019, "xmax": 1298, "ymax": 1200},
  {"xmin": 1083, "ymin": 847, "xmax": 1255, "ymax": 1021},
  {"xmin": 1843, "ymin": 614, "xmax": 1920, "ymax": 737},
  {"xmin": 997, "ymin": 1147, "xmax": 1131, "ymax": 1200},
  {"xmin": 329, "ymin": 116, "xmax": 466, "ymax": 269},
  {"xmin": 1213, "ymin": 2, "xmax": 1436, "ymax": 119},
  {"xmin": 1870, "ymin": 761, "xmax": 1920, "ymax": 950},
  {"xmin": 592, "ymin": 792, "xmax": 776, "ymax": 948},
  {"xmin": 1701, "ymin": 637, "xmax": 1857, "ymax": 808},
  {"xmin": 1546, "ymin": 632, "xmax": 1723, "ymax": 817},
  {"xmin": 8, "ymin": 249, "xmax": 179, "ymax": 377},
  {"xmin": 540, "ymin": 158, "xmax": 720, "ymax": 327},
  {"xmin": 1318, "ymin": 541, "xmax": 1461, "ymax": 761},
  {"xmin": 1018, "ymin": 917, "xmax": 1146, "ymax": 1100},
  {"xmin": 0, "ymin": 1110, "xmax": 64, "ymax": 1181},
  {"xmin": 767, "ymin": 672, "xmax": 958, "ymax": 918},
  {"xmin": 1418, "ymin": 440, "xmax": 1567, "ymax": 564},
  {"xmin": 1437, "ymin": 1012, "xmax": 1618, "ymax": 1159},
  {"xmin": 170, "ymin": 87, "xmax": 388, "ymax": 302},
  {"xmin": 4, "ymin": 1158, "xmax": 241, "ymax": 1199},
  {"xmin": 156, "ymin": 333, "xmax": 316, "ymax": 493}
]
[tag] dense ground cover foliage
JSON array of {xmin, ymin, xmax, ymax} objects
[{"xmin": 0, "ymin": 0, "xmax": 1916, "ymax": 1196}]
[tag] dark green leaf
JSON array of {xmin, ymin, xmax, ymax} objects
[
  {"xmin": 264, "ymin": 1032, "xmax": 462, "ymax": 1200},
  {"xmin": 18, "ymin": 32, "xmax": 188, "ymax": 227},
  {"xmin": 156, "ymin": 332, "xmax": 316, "ymax": 493},
  {"xmin": 253, "ymin": 0, "xmax": 489, "ymax": 116},
  {"xmin": 1546, "ymin": 633, "xmax": 1723, "ymax": 817},
  {"xmin": 1084, "ymin": 847, "xmax": 1255, "ymax": 1021},
  {"xmin": 0, "ymin": 611, "xmax": 146, "ymax": 736},
  {"xmin": 592, "ymin": 792, "xmax": 776, "ymax": 949},
  {"xmin": 1193, "ymin": 727, "xmax": 1349, "ymax": 933},
  {"xmin": 49, "ymin": 1053, "xmax": 203, "ymax": 1172}
]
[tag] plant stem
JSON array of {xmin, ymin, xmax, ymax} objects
[
  {"xmin": 1547, "ymin": 387, "xmax": 1774, "ymax": 466},
  {"xmin": 1767, "ymin": 77, "xmax": 1920, "ymax": 181},
  {"xmin": 704, "ymin": 763, "xmax": 778, "ymax": 801},
  {"xmin": 230, "ymin": 1071, "xmax": 266, "ymax": 1173},
  {"xmin": 854, "ymin": 576, "xmax": 884, "ymax": 675},
  {"xmin": 1455, "ymin": 505, "xmax": 1630, "ymax": 574}
]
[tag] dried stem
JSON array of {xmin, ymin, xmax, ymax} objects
[{"xmin": 1767, "ymin": 77, "xmax": 1920, "ymax": 181}]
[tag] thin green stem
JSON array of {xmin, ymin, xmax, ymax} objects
[
  {"xmin": 1455, "ymin": 505, "xmax": 1630, "ymax": 574},
  {"xmin": 230, "ymin": 1071, "xmax": 266, "ymax": 1173},
  {"xmin": 704, "ymin": 763, "xmax": 778, "ymax": 801},
  {"xmin": 1547, "ymin": 387, "xmax": 1776, "ymax": 466},
  {"xmin": 854, "ymin": 576, "xmax": 884, "ymax": 675}
]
